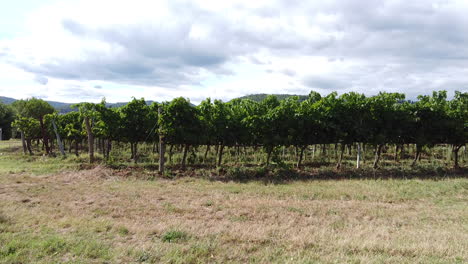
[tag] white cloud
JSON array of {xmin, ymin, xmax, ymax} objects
[{"xmin": 0, "ymin": 0, "xmax": 467, "ymax": 103}]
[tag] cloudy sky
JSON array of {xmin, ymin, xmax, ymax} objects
[{"xmin": 0, "ymin": 0, "xmax": 467, "ymax": 103}]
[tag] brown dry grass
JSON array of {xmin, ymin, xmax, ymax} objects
[{"xmin": 1, "ymin": 165, "xmax": 467, "ymax": 263}]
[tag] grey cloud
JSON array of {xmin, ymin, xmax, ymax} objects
[
  {"xmin": 303, "ymin": 63, "xmax": 468, "ymax": 100},
  {"xmin": 62, "ymin": 19, "xmax": 87, "ymax": 35},
  {"xmin": 325, "ymin": 0, "xmax": 468, "ymax": 62},
  {"xmin": 3, "ymin": 0, "xmax": 468, "ymax": 98},
  {"xmin": 94, "ymin": 85, "xmax": 102, "ymax": 89},
  {"xmin": 182, "ymin": 53, "xmax": 225, "ymax": 67},
  {"xmin": 282, "ymin": 86, "xmax": 310, "ymax": 95},
  {"xmin": 57, "ymin": 85, "xmax": 105, "ymax": 100},
  {"xmin": 15, "ymin": 51, "xmax": 199, "ymax": 87},
  {"xmin": 211, "ymin": 67, "xmax": 235, "ymax": 76},
  {"xmin": 48, "ymin": 16, "xmax": 238, "ymax": 86},
  {"xmin": 0, "ymin": 47, "xmax": 10, "ymax": 57},
  {"xmin": 67, "ymin": 18, "xmax": 234, "ymax": 66},
  {"xmin": 328, "ymin": 58, "xmax": 345, "ymax": 62},
  {"xmin": 303, "ymin": 75, "xmax": 349, "ymax": 90},
  {"xmin": 248, "ymin": 56, "xmax": 272, "ymax": 65},
  {"xmin": 34, "ymin": 75, "xmax": 48, "ymax": 85},
  {"xmin": 281, "ymin": 69, "xmax": 296, "ymax": 77},
  {"xmin": 249, "ymin": 56, "xmax": 264, "ymax": 65},
  {"xmin": 11, "ymin": 1, "xmax": 341, "ymax": 88}
]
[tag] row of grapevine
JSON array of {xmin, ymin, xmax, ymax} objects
[{"xmin": 3, "ymin": 91, "xmax": 467, "ymax": 169}]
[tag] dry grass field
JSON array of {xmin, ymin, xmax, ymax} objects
[{"xmin": 0, "ymin": 140, "xmax": 467, "ymax": 263}]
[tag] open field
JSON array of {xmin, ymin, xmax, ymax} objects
[{"xmin": 0, "ymin": 140, "xmax": 467, "ymax": 263}]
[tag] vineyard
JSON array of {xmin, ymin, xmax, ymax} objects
[
  {"xmin": 0, "ymin": 91, "xmax": 467, "ymax": 263},
  {"xmin": 0, "ymin": 90, "xmax": 466, "ymax": 173}
]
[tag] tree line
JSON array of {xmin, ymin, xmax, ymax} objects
[{"xmin": 1, "ymin": 90, "xmax": 466, "ymax": 169}]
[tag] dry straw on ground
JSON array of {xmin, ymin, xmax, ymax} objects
[{"xmin": 1, "ymin": 164, "xmax": 467, "ymax": 263}]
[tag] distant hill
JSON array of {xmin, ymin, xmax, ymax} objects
[
  {"xmin": 0, "ymin": 96, "xmax": 156, "ymax": 113},
  {"xmin": 235, "ymin": 94, "xmax": 309, "ymax": 102},
  {"xmin": 1, "ymin": 96, "xmax": 76, "ymax": 112},
  {"xmin": 45, "ymin": 100, "xmax": 77, "ymax": 113},
  {"xmin": 1, "ymin": 94, "xmax": 312, "ymax": 113},
  {"xmin": 0, "ymin": 96, "xmax": 16, "ymax": 104}
]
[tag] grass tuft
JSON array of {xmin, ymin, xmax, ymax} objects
[
  {"xmin": 117, "ymin": 226, "xmax": 130, "ymax": 236},
  {"xmin": 161, "ymin": 230, "xmax": 189, "ymax": 243}
]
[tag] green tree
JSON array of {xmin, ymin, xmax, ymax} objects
[
  {"xmin": 23, "ymin": 98, "xmax": 55, "ymax": 154},
  {"xmin": 159, "ymin": 97, "xmax": 201, "ymax": 169},
  {"xmin": 12, "ymin": 117, "xmax": 41, "ymax": 154},
  {"xmin": 270, "ymin": 97, "xmax": 303, "ymax": 166},
  {"xmin": 94, "ymin": 100, "xmax": 122, "ymax": 159},
  {"xmin": 61, "ymin": 111, "xmax": 85, "ymax": 156},
  {"xmin": 335, "ymin": 92, "xmax": 370, "ymax": 169},
  {"xmin": 447, "ymin": 91, "xmax": 467, "ymax": 168},
  {"xmin": 0, "ymin": 102, "xmax": 15, "ymax": 140},
  {"xmin": 11, "ymin": 99, "xmax": 29, "ymax": 153},
  {"xmin": 410, "ymin": 91, "xmax": 449, "ymax": 166},
  {"xmin": 243, "ymin": 95, "xmax": 281, "ymax": 165},
  {"xmin": 197, "ymin": 98, "xmax": 216, "ymax": 161},
  {"xmin": 296, "ymin": 92, "xmax": 323, "ymax": 166},
  {"xmin": 367, "ymin": 92, "xmax": 405, "ymax": 168},
  {"xmin": 118, "ymin": 98, "xmax": 153, "ymax": 162},
  {"xmin": 74, "ymin": 102, "xmax": 97, "ymax": 163},
  {"xmin": 44, "ymin": 113, "xmax": 66, "ymax": 155}
]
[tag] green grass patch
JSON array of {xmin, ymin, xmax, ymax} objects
[
  {"xmin": 161, "ymin": 230, "xmax": 189, "ymax": 243},
  {"xmin": 0, "ymin": 228, "xmax": 113, "ymax": 263},
  {"xmin": 116, "ymin": 226, "xmax": 130, "ymax": 236}
]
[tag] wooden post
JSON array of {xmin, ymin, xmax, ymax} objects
[
  {"xmin": 0, "ymin": 128, "xmax": 2, "ymax": 141},
  {"xmin": 356, "ymin": 142, "xmax": 361, "ymax": 169},
  {"xmin": 21, "ymin": 131, "xmax": 27, "ymax": 154},
  {"xmin": 181, "ymin": 144, "xmax": 189, "ymax": 170},
  {"xmin": 373, "ymin": 144, "xmax": 384, "ymax": 169},
  {"xmin": 52, "ymin": 119, "xmax": 66, "ymax": 157},
  {"xmin": 158, "ymin": 108, "xmax": 165, "ymax": 174},
  {"xmin": 84, "ymin": 116, "xmax": 94, "ymax": 163},
  {"xmin": 217, "ymin": 144, "xmax": 225, "ymax": 167},
  {"xmin": 336, "ymin": 143, "xmax": 345, "ymax": 169}
]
